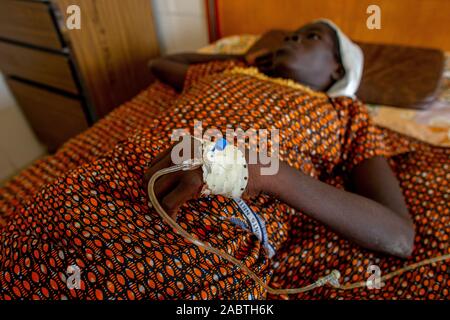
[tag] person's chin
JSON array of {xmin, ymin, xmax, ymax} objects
[
  {"xmin": 274, "ymin": 52, "xmax": 294, "ymax": 65},
  {"xmin": 270, "ymin": 61, "xmax": 294, "ymax": 77}
]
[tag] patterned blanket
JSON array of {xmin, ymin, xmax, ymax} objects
[{"xmin": 0, "ymin": 62, "xmax": 449, "ymax": 300}]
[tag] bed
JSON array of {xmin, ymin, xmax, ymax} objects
[
  {"xmin": 2, "ymin": 40, "xmax": 448, "ymax": 223},
  {"xmin": 0, "ymin": 0, "xmax": 449, "ymax": 300}
]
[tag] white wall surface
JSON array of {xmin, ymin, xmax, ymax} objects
[
  {"xmin": 0, "ymin": 73, "xmax": 44, "ymax": 183},
  {"xmin": 151, "ymin": 0, "xmax": 209, "ymax": 54}
]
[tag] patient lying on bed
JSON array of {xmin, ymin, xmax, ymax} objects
[
  {"xmin": 148, "ymin": 20, "xmax": 414, "ymax": 258},
  {"xmin": 1, "ymin": 20, "xmax": 448, "ymax": 300}
]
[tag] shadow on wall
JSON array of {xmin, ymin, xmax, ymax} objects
[{"xmin": 0, "ymin": 73, "xmax": 45, "ymax": 183}]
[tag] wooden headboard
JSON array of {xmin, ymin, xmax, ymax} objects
[{"xmin": 206, "ymin": 0, "xmax": 450, "ymax": 51}]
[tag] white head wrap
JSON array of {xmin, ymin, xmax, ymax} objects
[{"xmin": 315, "ymin": 19, "xmax": 364, "ymax": 97}]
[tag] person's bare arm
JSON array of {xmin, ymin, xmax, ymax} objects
[
  {"xmin": 348, "ymin": 156, "xmax": 410, "ymax": 220},
  {"xmin": 163, "ymin": 53, "xmax": 244, "ymax": 64},
  {"xmin": 149, "ymin": 58, "xmax": 189, "ymax": 91},
  {"xmin": 148, "ymin": 51, "xmax": 272, "ymax": 91},
  {"xmin": 149, "ymin": 53, "xmax": 244, "ymax": 91},
  {"xmin": 262, "ymin": 156, "xmax": 414, "ymax": 258},
  {"xmin": 145, "ymin": 141, "xmax": 414, "ymax": 258}
]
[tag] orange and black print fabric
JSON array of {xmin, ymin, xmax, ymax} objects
[{"xmin": 0, "ymin": 61, "xmax": 449, "ymax": 299}]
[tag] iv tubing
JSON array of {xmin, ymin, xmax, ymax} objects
[{"xmin": 147, "ymin": 161, "xmax": 450, "ymax": 295}]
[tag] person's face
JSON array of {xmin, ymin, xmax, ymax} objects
[{"xmin": 269, "ymin": 22, "xmax": 343, "ymax": 91}]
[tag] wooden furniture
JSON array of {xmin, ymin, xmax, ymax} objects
[
  {"xmin": 206, "ymin": 0, "xmax": 450, "ymax": 51},
  {"xmin": 0, "ymin": 0, "xmax": 159, "ymax": 152}
]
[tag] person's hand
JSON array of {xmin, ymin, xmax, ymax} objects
[
  {"xmin": 144, "ymin": 139, "xmax": 267, "ymax": 218},
  {"xmin": 144, "ymin": 140, "xmax": 202, "ymax": 219},
  {"xmin": 244, "ymin": 48, "xmax": 275, "ymax": 72}
]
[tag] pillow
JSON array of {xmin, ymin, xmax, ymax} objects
[
  {"xmin": 355, "ymin": 42, "xmax": 445, "ymax": 109},
  {"xmin": 247, "ymin": 30, "xmax": 446, "ymax": 109}
]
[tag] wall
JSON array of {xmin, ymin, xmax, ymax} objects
[
  {"xmin": 0, "ymin": 73, "xmax": 44, "ymax": 182},
  {"xmin": 216, "ymin": 0, "xmax": 450, "ymax": 51},
  {"xmin": 151, "ymin": 0, "xmax": 209, "ymax": 54}
]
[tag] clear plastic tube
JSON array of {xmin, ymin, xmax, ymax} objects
[{"xmin": 147, "ymin": 160, "xmax": 450, "ymax": 295}]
